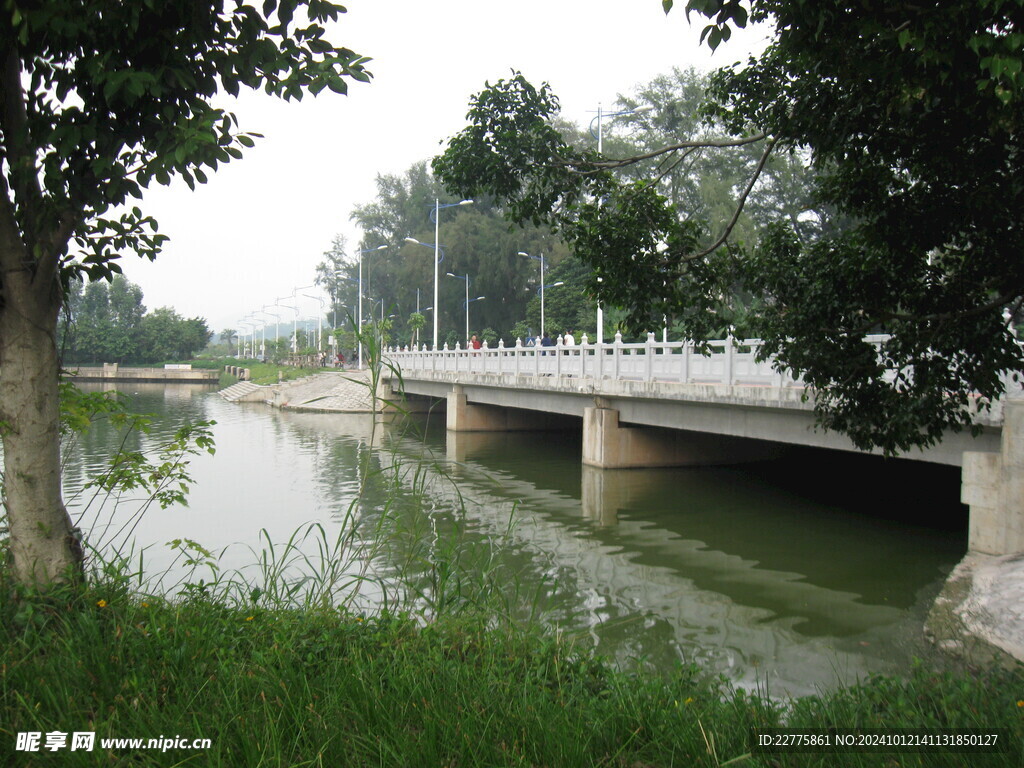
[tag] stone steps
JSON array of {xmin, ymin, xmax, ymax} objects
[{"xmin": 219, "ymin": 381, "xmax": 263, "ymax": 402}]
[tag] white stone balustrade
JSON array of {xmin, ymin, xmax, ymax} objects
[{"xmin": 382, "ymin": 331, "xmax": 841, "ymax": 387}]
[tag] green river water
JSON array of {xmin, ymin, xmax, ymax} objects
[{"xmin": 61, "ymin": 382, "xmax": 967, "ymax": 698}]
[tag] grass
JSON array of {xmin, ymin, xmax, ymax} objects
[
  {"xmin": 1, "ymin": 550, "xmax": 1022, "ymax": 767},
  {"xmin": 211, "ymin": 357, "xmax": 331, "ymax": 387}
]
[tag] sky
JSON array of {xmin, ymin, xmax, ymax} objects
[{"xmin": 119, "ymin": 0, "xmax": 772, "ymax": 335}]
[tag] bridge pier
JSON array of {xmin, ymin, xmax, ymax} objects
[
  {"xmin": 963, "ymin": 399, "xmax": 1024, "ymax": 555},
  {"xmin": 582, "ymin": 405, "xmax": 779, "ymax": 469}
]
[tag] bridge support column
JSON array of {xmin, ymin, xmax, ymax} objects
[
  {"xmin": 446, "ymin": 386, "xmax": 556, "ymax": 432},
  {"xmin": 963, "ymin": 399, "xmax": 1024, "ymax": 555},
  {"xmin": 583, "ymin": 406, "xmax": 776, "ymax": 468}
]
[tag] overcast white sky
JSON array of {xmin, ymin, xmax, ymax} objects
[{"xmin": 119, "ymin": 0, "xmax": 771, "ymax": 334}]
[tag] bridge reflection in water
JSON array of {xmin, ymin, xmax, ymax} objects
[{"xmin": 389, "ymin": 423, "xmax": 964, "ymax": 698}]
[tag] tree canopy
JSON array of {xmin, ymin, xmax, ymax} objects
[
  {"xmin": 433, "ymin": 0, "xmax": 1024, "ymax": 454},
  {"xmin": 62, "ymin": 276, "xmax": 211, "ymax": 364},
  {"xmin": 0, "ymin": 0, "xmax": 369, "ymax": 586}
]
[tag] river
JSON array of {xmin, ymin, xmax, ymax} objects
[{"xmin": 59, "ymin": 382, "xmax": 967, "ymax": 698}]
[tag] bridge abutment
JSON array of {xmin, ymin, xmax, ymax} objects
[
  {"xmin": 963, "ymin": 399, "xmax": 1024, "ymax": 555},
  {"xmin": 446, "ymin": 386, "xmax": 558, "ymax": 432},
  {"xmin": 582, "ymin": 406, "xmax": 779, "ymax": 469}
]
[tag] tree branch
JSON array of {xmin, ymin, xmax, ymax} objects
[
  {"xmin": 585, "ymin": 132, "xmax": 767, "ymax": 170},
  {"xmin": 688, "ymin": 137, "xmax": 779, "ymax": 260}
]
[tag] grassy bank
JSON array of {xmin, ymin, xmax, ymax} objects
[
  {"xmin": 1, "ymin": 576, "xmax": 1021, "ymax": 767},
  {"xmin": 198, "ymin": 356, "xmax": 329, "ymax": 387}
]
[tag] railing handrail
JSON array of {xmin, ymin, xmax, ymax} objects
[{"xmin": 380, "ymin": 331, "xmax": 809, "ymax": 388}]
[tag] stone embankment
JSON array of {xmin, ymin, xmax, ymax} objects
[
  {"xmin": 219, "ymin": 370, "xmax": 376, "ymax": 412},
  {"xmin": 927, "ymin": 552, "xmax": 1024, "ymax": 668}
]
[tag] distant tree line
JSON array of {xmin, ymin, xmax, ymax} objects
[
  {"xmin": 316, "ymin": 68, "xmax": 820, "ymax": 349},
  {"xmin": 61, "ymin": 276, "xmax": 212, "ymax": 364}
]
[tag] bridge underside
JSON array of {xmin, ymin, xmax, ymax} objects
[{"xmin": 385, "ymin": 374, "xmax": 1019, "ymax": 556}]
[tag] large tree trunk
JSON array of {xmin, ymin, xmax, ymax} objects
[{"xmin": 0, "ymin": 268, "xmax": 83, "ymax": 587}]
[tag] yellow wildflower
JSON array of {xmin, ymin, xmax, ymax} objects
[{"xmin": 96, "ymin": 600, "xmax": 107, "ymax": 608}]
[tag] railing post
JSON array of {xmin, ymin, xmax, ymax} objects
[
  {"xmin": 580, "ymin": 333, "xmax": 589, "ymax": 377},
  {"xmin": 613, "ymin": 331, "xmax": 622, "ymax": 379},
  {"xmin": 644, "ymin": 332, "xmax": 655, "ymax": 382},
  {"xmin": 555, "ymin": 337, "xmax": 563, "ymax": 376},
  {"xmin": 682, "ymin": 340, "xmax": 690, "ymax": 383},
  {"xmin": 724, "ymin": 334, "xmax": 735, "ymax": 386}
]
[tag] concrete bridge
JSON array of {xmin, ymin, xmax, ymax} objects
[{"xmin": 382, "ymin": 332, "xmax": 1023, "ymax": 559}]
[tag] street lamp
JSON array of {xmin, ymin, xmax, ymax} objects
[
  {"xmin": 520, "ymin": 251, "xmax": 556, "ymax": 338},
  {"xmin": 302, "ymin": 293, "xmax": 325, "ymax": 351},
  {"xmin": 238, "ymin": 319, "xmax": 255, "ymax": 358},
  {"xmin": 589, "ymin": 102, "xmax": 652, "ymax": 344},
  {"xmin": 330, "ymin": 270, "xmax": 356, "ymax": 326},
  {"xmin": 290, "ymin": 285, "xmax": 315, "ymax": 353},
  {"xmin": 273, "ymin": 297, "xmax": 296, "ymax": 360},
  {"xmin": 405, "ymin": 238, "xmax": 445, "ymax": 344},
  {"xmin": 528, "ymin": 281, "xmax": 564, "ymax": 339},
  {"xmin": 463, "ymin": 296, "xmax": 485, "ymax": 346},
  {"xmin": 356, "ymin": 245, "xmax": 388, "ymax": 369},
  {"xmin": 406, "ymin": 199, "xmax": 472, "ymax": 350},
  {"xmin": 446, "ymin": 271, "xmax": 476, "ymax": 344},
  {"xmin": 254, "ymin": 307, "xmax": 280, "ymax": 359}
]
